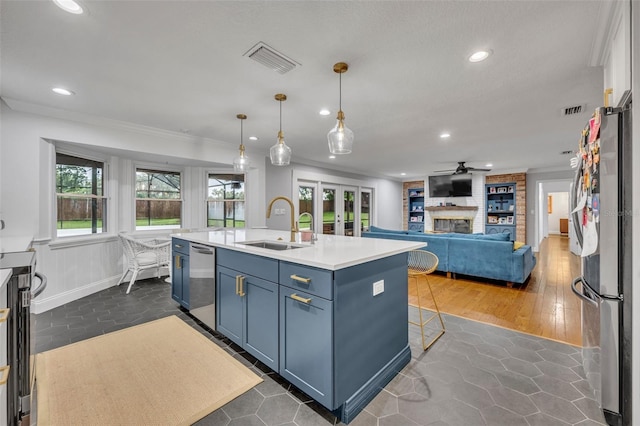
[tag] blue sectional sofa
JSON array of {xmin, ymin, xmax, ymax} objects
[{"xmin": 362, "ymin": 226, "xmax": 536, "ymax": 285}]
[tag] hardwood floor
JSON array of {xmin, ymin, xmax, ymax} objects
[{"xmin": 409, "ymin": 234, "xmax": 583, "ymax": 346}]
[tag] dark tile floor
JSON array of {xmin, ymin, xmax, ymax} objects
[{"xmin": 35, "ymin": 278, "xmax": 607, "ymax": 426}]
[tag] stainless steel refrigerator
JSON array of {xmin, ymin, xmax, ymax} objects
[{"xmin": 570, "ymin": 90, "xmax": 632, "ymax": 426}]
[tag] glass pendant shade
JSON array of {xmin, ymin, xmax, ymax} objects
[
  {"xmin": 327, "ymin": 111, "xmax": 354, "ymax": 154},
  {"xmin": 233, "ymin": 148, "xmax": 249, "ymax": 172},
  {"xmin": 270, "ymin": 94, "xmax": 291, "ymax": 166},
  {"xmin": 270, "ymin": 131, "xmax": 291, "ymax": 166},
  {"xmin": 327, "ymin": 62, "xmax": 354, "ymax": 155},
  {"xmin": 233, "ymin": 114, "xmax": 249, "ymax": 172}
]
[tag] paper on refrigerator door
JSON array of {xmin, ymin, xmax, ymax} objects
[
  {"xmin": 581, "ymin": 219, "xmax": 598, "ymax": 257},
  {"xmin": 572, "ymin": 191, "xmax": 587, "ymax": 214}
]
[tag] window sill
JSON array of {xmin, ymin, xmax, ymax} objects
[{"xmin": 46, "ymin": 234, "xmax": 119, "ymax": 250}]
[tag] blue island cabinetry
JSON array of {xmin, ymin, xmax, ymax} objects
[
  {"xmin": 171, "ymin": 238, "xmax": 190, "ymax": 308},
  {"xmin": 216, "ymin": 248, "xmax": 411, "ymax": 423},
  {"xmin": 216, "ymin": 250, "xmax": 279, "ymax": 371}
]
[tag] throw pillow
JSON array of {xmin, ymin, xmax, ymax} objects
[{"xmin": 513, "ymin": 241, "xmax": 525, "ymax": 251}]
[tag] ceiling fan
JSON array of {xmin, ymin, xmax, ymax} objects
[{"xmin": 434, "ymin": 162, "xmax": 492, "ymax": 175}]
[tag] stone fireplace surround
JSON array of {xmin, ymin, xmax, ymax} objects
[
  {"xmin": 423, "ymin": 206, "xmax": 478, "ymax": 233},
  {"xmin": 433, "ymin": 217, "xmax": 473, "ymax": 233}
]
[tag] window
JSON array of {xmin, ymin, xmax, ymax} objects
[
  {"xmin": 135, "ymin": 168, "xmax": 181, "ymax": 230},
  {"xmin": 298, "ymin": 185, "xmax": 315, "ymax": 231},
  {"xmin": 56, "ymin": 153, "xmax": 106, "ymax": 237},
  {"xmin": 361, "ymin": 190, "xmax": 371, "ymax": 232},
  {"xmin": 207, "ymin": 174, "xmax": 245, "ymax": 228}
]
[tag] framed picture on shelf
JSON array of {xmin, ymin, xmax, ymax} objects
[
  {"xmin": 508, "ymin": 186, "xmax": 514, "ymax": 193},
  {"xmin": 498, "ymin": 217, "xmax": 507, "ymax": 224},
  {"xmin": 410, "ymin": 217, "xmax": 417, "ymax": 222},
  {"xmin": 488, "ymin": 216, "xmax": 498, "ymax": 224},
  {"xmin": 507, "ymin": 216, "xmax": 514, "ymax": 224},
  {"xmin": 509, "ymin": 205, "xmax": 515, "ymax": 211},
  {"xmin": 497, "ymin": 187, "xmax": 507, "ymax": 194},
  {"xmin": 489, "ymin": 187, "xmax": 496, "ymax": 194}
]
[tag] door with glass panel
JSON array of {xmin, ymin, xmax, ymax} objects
[
  {"xmin": 298, "ymin": 185, "xmax": 315, "ymax": 232},
  {"xmin": 320, "ymin": 184, "xmax": 358, "ymax": 236}
]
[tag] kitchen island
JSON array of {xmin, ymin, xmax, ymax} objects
[{"xmin": 173, "ymin": 228, "xmax": 425, "ymax": 423}]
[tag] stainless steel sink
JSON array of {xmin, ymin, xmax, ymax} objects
[{"xmin": 238, "ymin": 240, "xmax": 306, "ymax": 251}]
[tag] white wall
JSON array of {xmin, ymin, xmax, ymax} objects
[
  {"xmin": 547, "ymin": 191, "xmax": 569, "ymax": 235},
  {"xmin": 265, "ymin": 161, "xmax": 403, "ymax": 232},
  {"xmin": 525, "ymin": 170, "xmax": 575, "ymax": 251},
  {"xmin": 423, "ymin": 174, "xmax": 485, "ymax": 233},
  {"xmin": 0, "ymin": 101, "xmax": 263, "ymax": 312}
]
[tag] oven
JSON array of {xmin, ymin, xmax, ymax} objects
[{"xmin": 1, "ymin": 251, "xmax": 47, "ymax": 425}]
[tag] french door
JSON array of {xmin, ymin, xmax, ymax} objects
[
  {"xmin": 297, "ymin": 180, "xmax": 373, "ymax": 238},
  {"xmin": 321, "ymin": 184, "xmax": 358, "ymax": 236}
]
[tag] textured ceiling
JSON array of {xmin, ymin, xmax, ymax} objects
[{"xmin": 0, "ymin": 0, "xmax": 606, "ymax": 178}]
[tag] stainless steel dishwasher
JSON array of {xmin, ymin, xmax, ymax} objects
[{"xmin": 188, "ymin": 244, "xmax": 216, "ymax": 330}]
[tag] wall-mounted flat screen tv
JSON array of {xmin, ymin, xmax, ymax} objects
[{"xmin": 428, "ymin": 175, "xmax": 473, "ymax": 197}]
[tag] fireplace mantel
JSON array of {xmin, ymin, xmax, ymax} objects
[{"xmin": 424, "ymin": 206, "xmax": 478, "ymax": 211}]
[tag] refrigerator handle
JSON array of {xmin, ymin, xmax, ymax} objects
[{"xmin": 570, "ymin": 277, "xmax": 599, "ymax": 307}]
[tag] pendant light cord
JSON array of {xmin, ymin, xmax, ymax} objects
[
  {"xmin": 279, "ymin": 99, "xmax": 282, "ymax": 132},
  {"xmin": 339, "ymin": 72, "xmax": 342, "ymax": 112}
]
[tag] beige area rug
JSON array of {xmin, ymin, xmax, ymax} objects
[{"xmin": 37, "ymin": 315, "xmax": 262, "ymax": 425}]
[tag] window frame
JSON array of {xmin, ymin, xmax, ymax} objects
[
  {"xmin": 54, "ymin": 148, "xmax": 109, "ymax": 239},
  {"xmin": 134, "ymin": 165, "xmax": 183, "ymax": 231},
  {"xmin": 206, "ymin": 172, "xmax": 246, "ymax": 229}
]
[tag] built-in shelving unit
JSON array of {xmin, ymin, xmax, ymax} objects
[
  {"xmin": 408, "ymin": 188, "xmax": 425, "ymax": 232},
  {"xmin": 485, "ymin": 183, "xmax": 516, "ymax": 241}
]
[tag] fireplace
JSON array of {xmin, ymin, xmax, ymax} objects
[{"xmin": 433, "ymin": 217, "xmax": 473, "ymax": 234}]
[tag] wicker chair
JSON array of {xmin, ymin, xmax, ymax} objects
[
  {"xmin": 117, "ymin": 232, "xmax": 171, "ymax": 294},
  {"xmin": 408, "ymin": 250, "xmax": 445, "ymax": 351}
]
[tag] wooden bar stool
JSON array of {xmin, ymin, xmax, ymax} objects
[{"xmin": 408, "ymin": 250, "xmax": 445, "ymax": 351}]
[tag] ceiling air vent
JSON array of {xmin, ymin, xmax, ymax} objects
[
  {"xmin": 561, "ymin": 104, "xmax": 586, "ymax": 116},
  {"xmin": 243, "ymin": 42, "xmax": 300, "ymax": 74}
]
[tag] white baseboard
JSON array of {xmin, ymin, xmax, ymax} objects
[
  {"xmin": 32, "ymin": 267, "xmax": 171, "ymax": 314},
  {"xmin": 32, "ymin": 275, "xmax": 120, "ymax": 314}
]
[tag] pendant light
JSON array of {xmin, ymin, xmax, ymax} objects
[
  {"xmin": 327, "ymin": 62, "xmax": 354, "ymax": 155},
  {"xmin": 233, "ymin": 114, "xmax": 249, "ymax": 172},
  {"xmin": 270, "ymin": 93, "xmax": 292, "ymax": 166}
]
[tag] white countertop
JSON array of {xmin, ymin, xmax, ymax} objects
[{"xmin": 174, "ymin": 229, "xmax": 426, "ymax": 270}]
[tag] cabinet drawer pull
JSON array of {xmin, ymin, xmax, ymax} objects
[
  {"xmin": 174, "ymin": 244, "xmax": 183, "ymax": 249},
  {"xmin": 0, "ymin": 308, "xmax": 9, "ymax": 323},
  {"xmin": 236, "ymin": 275, "xmax": 245, "ymax": 297},
  {"xmin": 290, "ymin": 274, "xmax": 311, "ymax": 284},
  {"xmin": 175, "ymin": 255, "xmax": 181, "ymax": 269},
  {"xmin": 0, "ymin": 365, "xmax": 9, "ymax": 385},
  {"xmin": 290, "ymin": 293, "xmax": 311, "ymax": 304}
]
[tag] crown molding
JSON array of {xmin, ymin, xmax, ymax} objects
[{"xmin": 1, "ymin": 96, "xmax": 233, "ymax": 150}]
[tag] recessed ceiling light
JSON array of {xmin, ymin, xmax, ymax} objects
[
  {"xmin": 469, "ymin": 50, "xmax": 492, "ymax": 63},
  {"xmin": 319, "ymin": 109, "xmax": 331, "ymax": 116},
  {"xmin": 249, "ymin": 136, "xmax": 258, "ymax": 141},
  {"xmin": 52, "ymin": 0, "xmax": 83, "ymax": 14},
  {"xmin": 401, "ymin": 173, "xmax": 407, "ymax": 176},
  {"xmin": 329, "ymin": 155, "xmax": 336, "ymax": 159},
  {"xmin": 485, "ymin": 163, "xmax": 493, "ymax": 168},
  {"xmin": 52, "ymin": 87, "xmax": 75, "ymax": 96},
  {"xmin": 440, "ymin": 132, "xmax": 450, "ymax": 139}
]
